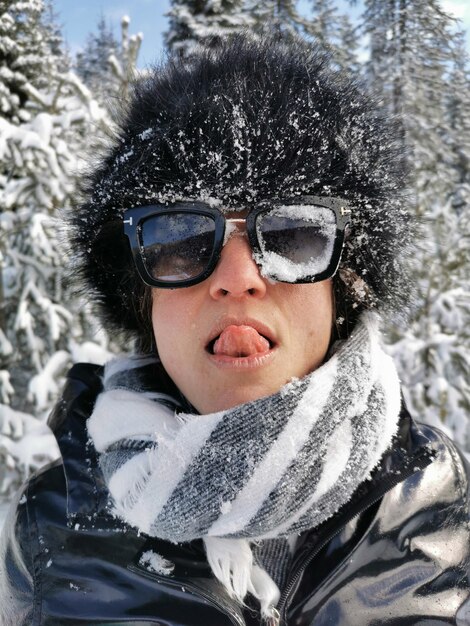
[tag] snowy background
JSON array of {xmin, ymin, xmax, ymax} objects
[{"xmin": 1, "ymin": 0, "xmax": 470, "ymax": 530}]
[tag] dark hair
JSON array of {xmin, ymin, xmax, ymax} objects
[{"xmin": 69, "ymin": 32, "xmax": 412, "ymax": 350}]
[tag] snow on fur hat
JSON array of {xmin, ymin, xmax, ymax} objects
[{"xmin": 70, "ymin": 33, "xmax": 412, "ymax": 349}]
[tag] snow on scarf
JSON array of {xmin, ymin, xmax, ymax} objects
[{"xmin": 88, "ymin": 311, "xmax": 401, "ymax": 619}]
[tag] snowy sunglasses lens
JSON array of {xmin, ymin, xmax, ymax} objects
[
  {"xmin": 139, "ymin": 212, "xmax": 217, "ymax": 283},
  {"xmin": 254, "ymin": 206, "xmax": 337, "ymax": 282},
  {"xmin": 124, "ymin": 199, "xmax": 349, "ymax": 288}
]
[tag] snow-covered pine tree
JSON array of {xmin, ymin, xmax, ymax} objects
[
  {"xmin": 76, "ymin": 15, "xmax": 142, "ymax": 106},
  {"xmin": 165, "ymin": 0, "xmax": 359, "ymax": 70},
  {"xmin": 107, "ymin": 16, "xmax": 143, "ymax": 100},
  {"xmin": 308, "ymin": 0, "xmax": 360, "ymax": 74},
  {"xmin": 0, "ymin": 0, "xmax": 50, "ymax": 123},
  {"xmin": 246, "ymin": 0, "xmax": 306, "ymax": 36},
  {"xmin": 42, "ymin": 0, "xmax": 70, "ymax": 73},
  {"xmin": 165, "ymin": 0, "xmax": 254, "ymax": 57},
  {"xmin": 361, "ymin": 0, "xmax": 470, "ymax": 448},
  {"xmin": 423, "ymin": 30, "xmax": 470, "ymax": 443},
  {"xmin": 336, "ymin": 14, "xmax": 361, "ymax": 75},
  {"xmin": 0, "ymin": 0, "xmax": 122, "ymax": 497},
  {"xmin": 245, "ymin": 0, "xmax": 342, "ymax": 42},
  {"xmin": 76, "ymin": 14, "xmax": 120, "ymax": 105},
  {"xmin": 447, "ymin": 31, "xmax": 470, "ymax": 215},
  {"xmin": 243, "ymin": 0, "xmax": 360, "ymax": 74}
]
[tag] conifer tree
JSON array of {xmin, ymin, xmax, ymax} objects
[
  {"xmin": 246, "ymin": 0, "xmax": 310, "ymax": 37},
  {"xmin": 76, "ymin": 15, "xmax": 142, "ymax": 105},
  {"xmin": 107, "ymin": 16, "xmax": 143, "ymax": 100},
  {"xmin": 447, "ymin": 31, "xmax": 470, "ymax": 206},
  {"xmin": 309, "ymin": 0, "xmax": 360, "ymax": 74},
  {"xmin": 335, "ymin": 14, "xmax": 361, "ymax": 75},
  {"xmin": 246, "ymin": 0, "xmax": 360, "ymax": 73},
  {"xmin": 165, "ymin": 0, "xmax": 253, "ymax": 57},
  {"xmin": 0, "ymin": 0, "xmax": 126, "ymax": 496},
  {"xmin": 42, "ymin": 0, "xmax": 69, "ymax": 72},
  {"xmin": 0, "ymin": 0, "xmax": 50, "ymax": 122},
  {"xmin": 76, "ymin": 14, "xmax": 120, "ymax": 103},
  {"xmin": 165, "ymin": 0, "xmax": 359, "ymax": 70},
  {"xmin": 360, "ymin": 0, "xmax": 470, "ymax": 447}
]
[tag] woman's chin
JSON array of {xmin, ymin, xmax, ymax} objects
[{"xmin": 191, "ymin": 383, "xmax": 279, "ymax": 414}]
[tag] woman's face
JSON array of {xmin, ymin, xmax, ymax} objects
[{"xmin": 152, "ymin": 227, "xmax": 334, "ymax": 414}]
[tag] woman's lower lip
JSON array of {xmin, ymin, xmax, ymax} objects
[{"xmin": 208, "ymin": 347, "xmax": 277, "ymax": 369}]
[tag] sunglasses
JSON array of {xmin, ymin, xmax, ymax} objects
[{"xmin": 123, "ymin": 196, "xmax": 352, "ymax": 289}]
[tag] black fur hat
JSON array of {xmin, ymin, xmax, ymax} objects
[{"xmin": 69, "ymin": 33, "xmax": 412, "ymax": 349}]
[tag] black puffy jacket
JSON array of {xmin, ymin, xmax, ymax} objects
[{"xmin": 1, "ymin": 363, "xmax": 470, "ymax": 625}]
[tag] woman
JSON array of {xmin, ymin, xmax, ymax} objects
[{"xmin": 1, "ymin": 34, "xmax": 469, "ymax": 626}]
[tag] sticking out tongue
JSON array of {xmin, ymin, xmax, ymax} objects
[{"xmin": 213, "ymin": 325, "xmax": 270, "ymax": 357}]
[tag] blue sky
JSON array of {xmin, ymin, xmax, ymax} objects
[{"xmin": 54, "ymin": 0, "xmax": 470, "ymax": 68}]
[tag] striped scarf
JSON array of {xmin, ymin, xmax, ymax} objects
[{"xmin": 88, "ymin": 312, "xmax": 401, "ymax": 619}]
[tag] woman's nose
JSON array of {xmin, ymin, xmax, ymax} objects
[{"xmin": 208, "ymin": 233, "xmax": 267, "ymax": 300}]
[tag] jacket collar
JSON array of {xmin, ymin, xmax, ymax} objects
[{"xmin": 48, "ymin": 363, "xmax": 108, "ymax": 521}]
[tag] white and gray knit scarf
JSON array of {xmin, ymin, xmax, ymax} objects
[{"xmin": 88, "ymin": 312, "xmax": 401, "ymax": 619}]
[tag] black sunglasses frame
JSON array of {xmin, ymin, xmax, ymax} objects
[{"xmin": 123, "ymin": 196, "xmax": 352, "ymax": 289}]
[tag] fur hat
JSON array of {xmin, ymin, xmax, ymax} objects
[{"xmin": 69, "ymin": 33, "xmax": 412, "ymax": 349}]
